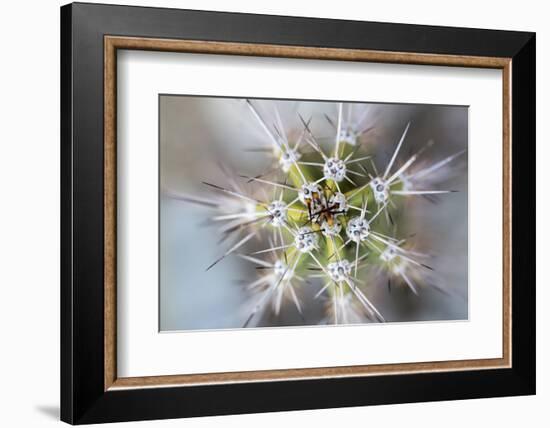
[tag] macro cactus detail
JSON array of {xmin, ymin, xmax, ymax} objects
[{"xmin": 169, "ymin": 99, "xmax": 466, "ymax": 328}]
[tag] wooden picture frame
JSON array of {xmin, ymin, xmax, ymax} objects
[{"xmin": 61, "ymin": 2, "xmax": 535, "ymax": 424}]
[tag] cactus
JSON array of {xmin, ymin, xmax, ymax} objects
[{"xmin": 169, "ymin": 99, "xmax": 465, "ymax": 327}]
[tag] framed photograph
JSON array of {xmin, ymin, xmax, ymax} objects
[{"xmin": 60, "ymin": 2, "xmax": 535, "ymax": 424}]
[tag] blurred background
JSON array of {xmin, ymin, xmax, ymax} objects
[{"xmin": 159, "ymin": 95, "xmax": 468, "ymax": 331}]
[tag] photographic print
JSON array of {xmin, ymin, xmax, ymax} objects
[
  {"xmin": 160, "ymin": 96, "xmax": 468, "ymax": 331},
  {"xmin": 62, "ymin": 7, "xmax": 534, "ymax": 422}
]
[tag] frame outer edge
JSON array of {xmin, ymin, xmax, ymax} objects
[
  {"xmin": 510, "ymin": 33, "xmax": 536, "ymax": 392},
  {"xmin": 60, "ymin": 3, "xmax": 75, "ymax": 424}
]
